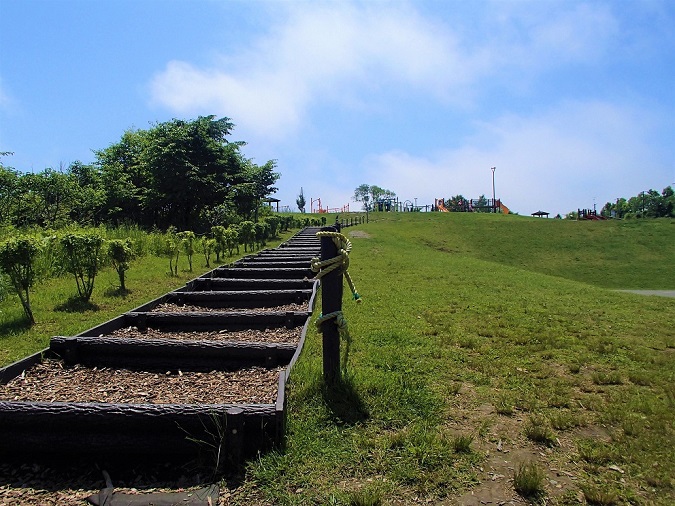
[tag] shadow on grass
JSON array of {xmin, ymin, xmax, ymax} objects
[
  {"xmin": 104, "ymin": 287, "xmax": 132, "ymax": 298},
  {"xmin": 0, "ymin": 315, "xmax": 32, "ymax": 337},
  {"xmin": 54, "ymin": 297, "xmax": 100, "ymax": 313},
  {"xmin": 321, "ymin": 373, "xmax": 369, "ymax": 426}
]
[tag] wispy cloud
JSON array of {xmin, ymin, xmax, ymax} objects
[
  {"xmin": 149, "ymin": 1, "xmax": 621, "ymax": 141},
  {"xmin": 363, "ymin": 100, "xmax": 665, "ymax": 215}
]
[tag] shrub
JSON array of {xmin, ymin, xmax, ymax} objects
[
  {"xmin": 107, "ymin": 238, "xmax": 135, "ymax": 291},
  {"xmin": 0, "ymin": 235, "xmax": 42, "ymax": 323},
  {"xmin": 200, "ymin": 237, "xmax": 216, "ymax": 268},
  {"xmin": 177, "ymin": 231, "xmax": 196, "ymax": 272},
  {"xmin": 60, "ymin": 232, "xmax": 104, "ymax": 301}
]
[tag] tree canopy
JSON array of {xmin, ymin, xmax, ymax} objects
[
  {"xmin": 601, "ymin": 186, "xmax": 674, "ymax": 218},
  {"xmin": 353, "ymin": 184, "xmax": 396, "ymax": 210},
  {"xmin": 1, "ymin": 116, "xmax": 280, "ymax": 231}
]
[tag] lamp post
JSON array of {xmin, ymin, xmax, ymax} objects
[{"xmin": 491, "ymin": 166, "xmax": 496, "ymax": 213}]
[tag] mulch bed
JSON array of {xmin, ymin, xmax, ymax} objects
[
  {"xmin": 151, "ymin": 302, "xmax": 308, "ymax": 313},
  {"xmin": 109, "ymin": 325, "xmax": 302, "ymax": 344},
  {"xmin": 0, "ymin": 462, "xmax": 230, "ymax": 506},
  {"xmin": 1, "ymin": 359, "xmax": 282, "ymax": 405}
]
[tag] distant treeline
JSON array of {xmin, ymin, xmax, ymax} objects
[
  {"xmin": 0, "ymin": 116, "xmax": 279, "ymax": 233},
  {"xmin": 601, "ymin": 186, "xmax": 674, "ymax": 219}
]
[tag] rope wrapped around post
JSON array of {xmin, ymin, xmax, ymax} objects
[{"xmin": 311, "ymin": 231, "xmax": 361, "ymax": 372}]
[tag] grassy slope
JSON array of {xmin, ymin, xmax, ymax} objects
[
  {"xmin": 0, "ymin": 230, "xmax": 299, "ymax": 366},
  {"xmin": 239, "ymin": 213, "xmax": 675, "ymax": 505}
]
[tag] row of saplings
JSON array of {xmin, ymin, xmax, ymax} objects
[{"xmin": 0, "ymin": 214, "xmax": 322, "ymax": 325}]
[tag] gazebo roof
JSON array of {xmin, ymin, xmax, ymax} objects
[{"xmin": 531, "ymin": 210, "xmax": 549, "ymax": 217}]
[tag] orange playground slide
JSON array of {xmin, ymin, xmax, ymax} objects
[{"xmin": 500, "ymin": 202, "xmax": 510, "ymax": 214}]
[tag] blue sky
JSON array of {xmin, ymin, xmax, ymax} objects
[{"xmin": 1, "ymin": 0, "xmax": 674, "ymax": 217}]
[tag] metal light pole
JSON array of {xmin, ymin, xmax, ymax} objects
[{"xmin": 491, "ymin": 167, "xmax": 496, "ymax": 213}]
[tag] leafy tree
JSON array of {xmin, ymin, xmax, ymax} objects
[
  {"xmin": 238, "ymin": 221, "xmax": 255, "ymax": 252},
  {"xmin": 18, "ymin": 168, "xmax": 79, "ymax": 228},
  {"xmin": 68, "ymin": 161, "xmax": 105, "ymax": 225},
  {"xmin": 0, "ymin": 235, "xmax": 42, "ymax": 323},
  {"xmin": 163, "ymin": 227, "xmax": 181, "ymax": 276},
  {"xmin": 200, "ymin": 237, "xmax": 216, "ymax": 268},
  {"xmin": 0, "ymin": 164, "xmax": 20, "ymax": 226},
  {"xmin": 254, "ymin": 222, "xmax": 269, "ymax": 249},
  {"xmin": 107, "ymin": 238, "xmax": 135, "ymax": 292},
  {"xmin": 444, "ymin": 195, "xmax": 467, "ymax": 212},
  {"xmin": 178, "ymin": 231, "xmax": 196, "ymax": 272},
  {"xmin": 601, "ymin": 186, "xmax": 674, "ymax": 219},
  {"xmin": 264, "ymin": 215, "xmax": 281, "ymax": 239},
  {"xmin": 353, "ymin": 184, "xmax": 371, "ymax": 211},
  {"xmin": 232, "ymin": 159, "xmax": 280, "ymax": 222},
  {"xmin": 60, "ymin": 232, "xmax": 104, "ymax": 301},
  {"xmin": 95, "ymin": 128, "xmax": 151, "ymax": 226},
  {"xmin": 224, "ymin": 226, "xmax": 240, "ymax": 256},
  {"xmin": 354, "ymin": 184, "xmax": 396, "ymax": 210},
  {"xmin": 96, "ymin": 116, "xmax": 265, "ymax": 231},
  {"xmin": 211, "ymin": 225, "xmax": 226, "ymax": 262},
  {"xmin": 296, "ymin": 187, "xmax": 306, "ymax": 213}
]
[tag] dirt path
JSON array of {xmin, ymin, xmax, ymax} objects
[{"xmin": 617, "ymin": 290, "xmax": 675, "ymax": 298}]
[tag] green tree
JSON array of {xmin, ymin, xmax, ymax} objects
[
  {"xmin": 107, "ymin": 238, "xmax": 135, "ymax": 292},
  {"xmin": 211, "ymin": 225, "xmax": 226, "ymax": 262},
  {"xmin": 296, "ymin": 187, "xmax": 306, "ymax": 213},
  {"xmin": 0, "ymin": 153, "xmax": 20, "ymax": 226},
  {"xmin": 0, "ymin": 235, "xmax": 42, "ymax": 323},
  {"xmin": 353, "ymin": 184, "xmax": 371, "ymax": 211},
  {"xmin": 95, "ymin": 128, "xmax": 151, "ymax": 226},
  {"xmin": 264, "ymin": 215, "xmax": 281, "ymax": 239},
  {"xmin": 200, "ymin": 237, "xmax": 216, "ymax": 268},
  {"xmin": 158, "ymin": 227, "xmax": 181, "ymax": 276},
  {"xmin": 224, "ymin": 226, "xmax": 240, "ymax": 256},
  {"xmin": 95, "ymin": 116, "xmax": 255, "ymax": 230},
  {"xmin": 238, "ymin": 221, "xmax": 255, "ymax": 252},
  {"xmin": 68, "ymin": 161, "xmax": 105, "ymax": 225},
  {"xmin": 254, "ymin": 222, "xmax": 269, "ymax": 249},
  {"xmin": 178, "ymin": 230, "xmax": 196, "ymax": 272},
  {"xmin": 232, "ymin": 159, "xmax": 280, "ymax": 222},
  {"xmin": 60, "ymin": 232, "xmax": 104, "ymax": 301}
]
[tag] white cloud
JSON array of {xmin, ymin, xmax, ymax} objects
[
  {"xmin": 149, "ymin": 1, "xmax": 623, "ymax": 142},
  {"xmin": 362, "ymin": 100, "xmax": 666, "ymax": 216},
  {"xmin": 149, "ymin": 2, "xmax": 478, "ymax": 139}
]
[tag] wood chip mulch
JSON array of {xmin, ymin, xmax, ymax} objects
[
  {"xmin": 108, "ymin": 325, "xmax": 302, "ymax": 343},
  {"xmin": 0, "ymin": 462, "xmax": 230, "ymax": 506},
  {"xmin": 1, "ymin": 360, "xmax": 282, "ymax": 405},
  {"xmin": 151, "ymin": 302, "xmax": 308, "ymax": 313}
]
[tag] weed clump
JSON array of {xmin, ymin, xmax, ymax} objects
[
  {"xmin": 582, "ymin": 484, "xmax": 618, "ymax": 505},
  {"xmin": 452, "ymin": 434, "xmax": 473, "ymax": 453},
  {"xmin": 513, "ymin": 462, "xmax": 546, "ymax": 499},
  {"xmin": 524, "ymin": 415, "xmax": 557, "ymax": 446}
]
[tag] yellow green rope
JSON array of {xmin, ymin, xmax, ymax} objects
[
  {"xmin": 310, "ymin": 231, "xmax": 361, "ymax": 302},
  {"xmin": 311, "ymin": 231, "xmax": 361, "ymax": 371}
]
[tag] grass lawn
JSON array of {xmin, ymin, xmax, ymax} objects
[
  {"xmin": 235, "ymin": 213, "xmax": 674, "ymax": 505},
  {"xmin": 2, "ymin": 214, "xmax": 674, "ymax": 505},
  {"xmin": 0, "ymin": 229, "xmax": 300, "ymax": 366}
]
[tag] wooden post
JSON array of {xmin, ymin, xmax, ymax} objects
[{"xmin": 319, "ymin": 226, "xmax": 342, "ymax": 384}]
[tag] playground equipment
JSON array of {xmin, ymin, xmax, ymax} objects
[
  {"xmin": 578, "ymin": 209, "xmax": 606, "ymax": 220},
  {"xmin": 311, "ymin": 198, "xmax": 350, "ymax": 214},
  {"xmin": 435, "ymin": 197, "xmax": 510, "ymax": 213}
]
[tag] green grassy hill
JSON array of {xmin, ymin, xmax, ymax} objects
[
  {"xmin": 1, "ymin": 214, "xmax": 673, "ymax": 504},
  {"xmin": 240, "ymin": 213, "xmax": 675, "ymax": 505}
]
